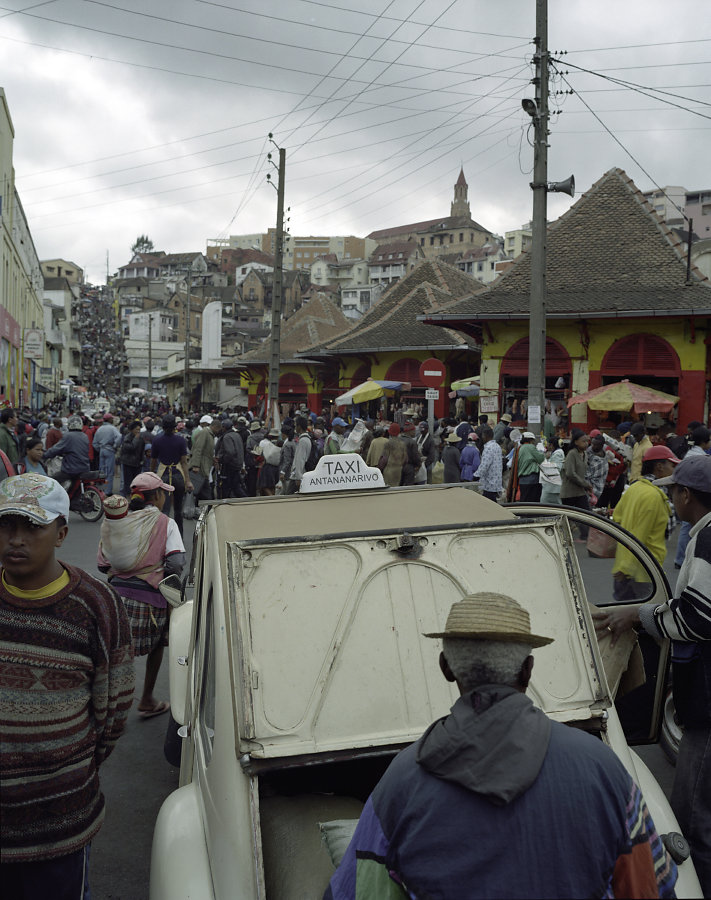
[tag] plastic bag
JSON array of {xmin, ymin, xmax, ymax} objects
[
  {"xmin": 46, "ymin": 456, "xmax": 63, "ymax": 477},
  {"xmin": 539, "ymin": 460, "xmax": 562, "ymax": 486},
  {"xmin": 431, "ymin": 460, "xmax": 445, "ymax": 484}
]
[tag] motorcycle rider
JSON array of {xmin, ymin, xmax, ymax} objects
[{"xmin": 42, "ymin": 416, "xmax": 91, "ymax": 501}]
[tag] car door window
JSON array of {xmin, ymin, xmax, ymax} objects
[{"xmin": 507, "ymin": 503, "xmax": 671, "ymax": 745}]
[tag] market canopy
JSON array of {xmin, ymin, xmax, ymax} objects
[
  {"xmin": 335, "ymin": 379, "xmax": 412, "ymax": 406},
  {"xmin": 449, "ymin": 375, "xmax": 480, "ymax": 398},
  {"xmin": 567, "ymin": 379, "xmax": 679, "ymax": 414}
]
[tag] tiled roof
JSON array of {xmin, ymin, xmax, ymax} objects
[
  {"xmin": 370, "ymin": 241, "xmax": 421, "ymax": 262},
  {"xmin": 238, "ymin": 292, "xmax": 353, "ymax": 363},
  {"xmin": 428, "ymin": 168, "xmax": 711, "ymax": 320},
  {"xmin": 300, "ymin": 258, "xmax": 482, "ymax": 354},
  {"xmin": 367, "ymin": 214, "xmax": 489, "ymax": 241},
  {"xmin": 158, "ymin": 252, "xmax": 205, "ymax": 266},
  {"xmin": 222, "ymin": 247, "xmax": 274, "ymax": 268}
]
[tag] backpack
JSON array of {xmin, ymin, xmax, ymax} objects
[{"xmin": 304, "ymin": 434, "xmax": 320, "ymax": 472}]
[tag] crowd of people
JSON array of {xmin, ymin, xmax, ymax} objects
[{"xmin": 0, "ymin": 395, "xmax": 709, "ymax": 895}]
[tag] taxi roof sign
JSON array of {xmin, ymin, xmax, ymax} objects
[{"xmin": 300, "ymin": 453, "xmax": 386, "ymax": 493}]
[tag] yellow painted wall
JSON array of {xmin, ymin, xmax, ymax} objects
[{"xmin": 483, "ymin": 318, "xmax": 703, "ymax": 373}]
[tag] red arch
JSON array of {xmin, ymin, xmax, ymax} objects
[
  {"xmin": 601, "ymin": 333, "xmax": 680, "ymax": 377},
  {"xmin": 501, "ymin": 337, "xmax": 571, "ymax": 377},
  {"xmin": 279, "ymin": 372, "xmax": 307, "ymax": 394},
  {"xmin": 385, "ymin": 357, "xmax": 425, "ymax": 385},
  {"xmin": 350, "ymin": 363, "xmax": 370, "ymax": 388}
]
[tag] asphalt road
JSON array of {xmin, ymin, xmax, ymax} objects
[{"xmin": 55, "ymin": 508, "xmax": 681, "ymax": 900}]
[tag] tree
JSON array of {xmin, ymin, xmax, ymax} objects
[{"xmin": 131, "ymin": 234, "xmax": 154, "ymax": 255}]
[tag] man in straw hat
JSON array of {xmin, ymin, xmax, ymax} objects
[{"xmin": 326, "ymin": 593, "xmax": 676, "ymax": 899}]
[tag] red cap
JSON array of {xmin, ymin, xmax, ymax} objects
[
  {"xmin": 643, "ymin": 445, "xmax": 681, "ymax": 463},
  {"xmin": 589, "ymin": 429, "xmax": 602, "ymax": 438},
  {"xmin": 388, "ymin": 423, "xmax": 401, "ymax": 437}
]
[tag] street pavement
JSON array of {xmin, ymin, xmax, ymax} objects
[{"xmin": 56, "ymin": 506, "xmax": 680, "ymax": 899}]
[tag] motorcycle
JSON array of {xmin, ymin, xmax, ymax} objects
[{"xmin": 64, "ymin": 470, "xmax": 107, "ymax": 522}]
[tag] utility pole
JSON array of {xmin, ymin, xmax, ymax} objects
[
  {"xmin": 526, "ymin": 0, "xmax": 549, "ymax": 432},
  {"xmin": 183, "ymin": 267, "xmax": 191, "ymax": 411},
  {"xmin": 267, "ymin": 137, "xmax": 286, "ymax": 425},
  {"xmin": 147, "ymin": 312, "xmax": 153, "ymax": 395}
]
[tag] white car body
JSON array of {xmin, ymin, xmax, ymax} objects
[{"xmin": 150, "ymin": 466, "xmax": 701, "ymax": 899}]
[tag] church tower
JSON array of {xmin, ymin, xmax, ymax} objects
[{"xmin": 450, "ymin": 167, "xmax": 470, "ymax": 218}]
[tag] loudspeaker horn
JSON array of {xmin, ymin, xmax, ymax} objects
[{"xmin": 548, "ymin": 175, "xmax": 575, "ymax": 196}]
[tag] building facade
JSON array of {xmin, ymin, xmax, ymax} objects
[
  {"xmin": 1, "ymin": 88, "xmax": 46, "ymax": 406},
  {"xmin": 423, "ymin": 169, "xmax": 710, "ymax": 431}
]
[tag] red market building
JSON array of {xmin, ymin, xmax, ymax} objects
[
  {"xmin": 296, "ymin": 259, "xmax": 483, "ymax": 419},
  {"xmin": 422, "ymin": 169, "xmax": 710, "ymax": 431}
]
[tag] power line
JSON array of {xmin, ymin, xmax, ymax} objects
[
  {"xmin": 1, "ymin": 3, "xmax": 531, "ymax": 86},
  {"xmin": 192, "ymin": 0, "xmax": 529, "ymax": 41},
  {"xmin": 83, "ymin": 0, "xmax": 525, "ymax": 62},
  {"xmin": 550, "ymin": 61, "xmax": 689, "ymax": 221},
  {"xmin": 566, "ymin": 37, "xmax": 711, "ymax": 53},
  {"xmin": 551, "ymin": 57, "xmax": 711, "ymax": 110}
]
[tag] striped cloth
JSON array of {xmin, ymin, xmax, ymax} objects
[{"xmin": 0, "ymin": 565, "xmax": 135, "ymax": 862}]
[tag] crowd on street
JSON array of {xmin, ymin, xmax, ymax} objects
[{"xmin": 0, "ymin": 393, "xmax": 709, "ymax": 897}]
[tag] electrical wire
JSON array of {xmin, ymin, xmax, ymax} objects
[
  {"xmin": 0, "ymin": 3, "xmax": 531, "ymax": 89},
  {"xmin": 84, "ymin": 0, "xmax": 525, "ymax": 62},
  {"xmin": 550, "ymin": 57, "xmax": 711, "ymax": 112},
  {"xmin": 192, "ymin": 0, "xmax": 529, "ymax": 41},
  {"xmin": 550, "ymin": 61, "xmax": 689, "ymax": 221}
]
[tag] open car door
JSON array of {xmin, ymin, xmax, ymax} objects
[{"xmin": 505, "ymin": 503, "xmax": 672, "ymax": 748}]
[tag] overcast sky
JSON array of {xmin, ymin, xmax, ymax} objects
[{"xmin": 2, "ymin": 0, "xmax": 709, "ymax": 284}]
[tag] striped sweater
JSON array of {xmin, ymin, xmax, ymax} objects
[{"xmin": 0, "ymin": 563, "xmax": 135, "ymax": 862}]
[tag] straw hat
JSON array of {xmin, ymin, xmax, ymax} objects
[
  {"xmin": 444, "ymin": 431, "xmax": 461, "ymax": 443},
  {"xmin": 424, "ymin": 593, "xmax": 554, "ymax": 648}
]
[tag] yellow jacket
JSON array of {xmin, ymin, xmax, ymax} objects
[
  {"xmin": 612, "ymin": 477, "xmax": 670, "ymax": 581},
  {"xmin": 629, "ymin": 436, "xmax": 652, "ymax": 482}
]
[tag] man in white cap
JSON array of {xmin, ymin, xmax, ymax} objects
[
  {"xmin": 187, "ymin": 416, "xmax": 222, "ymax": 515},
  {"xmin": 326, "ymin": 593, "xmax": 676, "ymax": 899},
  {"xmin": 0, "ymin": 474, "xmax": 134, "ymax": 898}
]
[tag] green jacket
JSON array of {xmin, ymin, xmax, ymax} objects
[
  {"xmin": 517, "ymin": 442, "xmax": 544, "ymax": 477},
  {"xmin": 0, "ymin": 423, "xmax": 19, "ymax": 464}
]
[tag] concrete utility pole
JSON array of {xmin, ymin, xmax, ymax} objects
[
  {"xmin": 527, "ymin": 0, "xmax": 549, "ymax": 432},
  {"xmin": 267, "ymin": 141, "xmax": 286, "ymax": 424},
  {"xmin": 183, "ymin": 267, "xmax": 191, "ymax": 410},
  {"xmin": 147, "ymin": 312, "xmax": 153, "ymax": 395}
]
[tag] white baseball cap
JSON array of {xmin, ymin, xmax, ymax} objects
[
  {"xmin": 0, "ymin": 474, "xmax": 70, "ymax": 525},
  {"xmin": 199, "ymin": 414, "xmax": 213, "ymax": 425}
]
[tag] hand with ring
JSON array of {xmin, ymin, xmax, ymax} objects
[{"xmin": 591, "ymin": 604, "xmax": 642, "ymax": 647}]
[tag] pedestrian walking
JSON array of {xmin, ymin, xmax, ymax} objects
[
  {"xmin": 97, "ymin": 472, "xmax": 185, "ymax": 719},
  {"xmin": 441, "ymin": 432, "xmax": 462, "ymax": 483},
  {"xmin": 150, "ymin": 415, "xmax": 193, "ymax": 537},
  {"xmin": 119, "ymin": 420, "xmax": 145, "ymax": 498},
  {"xmin": 560, "ymin": 429, "xmax": 594, "ymax": 535},
  {"xmin": 474, "ymin": 426, "xmax": 503, "ymax": 501},
  {"xmin": 93, "ymin": 413, "xmax": 122, "ymax": 495}
]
